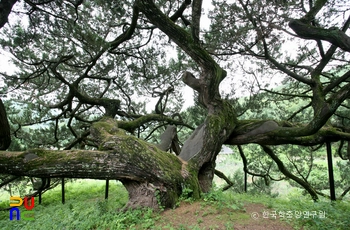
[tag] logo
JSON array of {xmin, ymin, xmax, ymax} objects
[{"xmin": 9, "ymin": 196, "xmax": 35, "ymax": 220}]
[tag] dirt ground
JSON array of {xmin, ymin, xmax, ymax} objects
[{"xmin": 155, "ymin": 201, "xmax": 296, "ymax": 229}]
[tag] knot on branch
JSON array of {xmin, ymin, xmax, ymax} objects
[
  {"xmin": 100, "ymin": 98, "xmax": 121, "ymax": 118},
  {"xmin": 227, "ymin": 120, "xmax": 279, "ymax": 145},
  {"xmin": 90, "ymin": 117, "xmax": 126, "ymax": 147},
  {"xmin": 24, "ymin": 153, "xmax": 39, "ymax": 162},
  {"xmin": 153, "ymin": 86, "xmax": 174, "ymax": 115},
  {"xmin": 179, "ymin": 123, "xmax": 205, "ymax": 161},
  {"xmin": 182, "ymin": 71, "xmax": 201, "ymax": 92},
  {"xmin": 156, "ymin": 125, "xmax": 181, "ymax": 155}
]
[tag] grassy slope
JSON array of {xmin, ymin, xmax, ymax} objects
[{"xmin": 0, "ymin": 179, "xmax": 349, "ymax": 230}]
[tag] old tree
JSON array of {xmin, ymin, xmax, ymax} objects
[{"xmin": 0, "ymin": 0, "xmax": 350, "ymax": 209}]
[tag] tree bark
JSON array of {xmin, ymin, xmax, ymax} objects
[
  {"xmin": 0, "ymin": 118, "xmax": 200, "ymax": 210},
  {"xmin": 0, "ymin": 98, "xmax": 11, "ymax": 150},
  {"xmin": 137, "ymin": 0, "xmax": 238, "ymax": 192},
  {"xmin": 0, "ymin": 0, "xmax": 18, "ymax": 28},
  {"xmin": 289, "ymin": 19, "xmax": 350, "ymax": 52},
  {"xmin": 225, "ymin": 120, "xmax": 350, "ymax": 146}
]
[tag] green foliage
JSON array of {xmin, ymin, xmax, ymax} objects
[
  {"xmin": 275, "ymin": 197, "xmax": 350, "ymax": 230},
  {"xmin": 114, "ymin": 208, "xmax": 158, "ymax": 229},
  {"xmin": 221, "ymin": 191, "xmax": 350, "ymax": 230},
  {"xmin": 227, "ymin": 170, "xmax": 279, "ymax": 197},
  {"xmin": 201, "ymin": 189, "xmax": 245, "ymax": 213},
  {"xmin": 179, "ymin": 187, "xmax": 194, "ymax": 202},
  {"xmin": 337, "ymin": 161, "xmax": 350, "ymax": 194},
  {"xmin": 202, "ymin": 190, "xmax": 223, "ymax": 203},
  {"xmin": 230, "ymin": 143, "xmax": 350, "ymax": 201},
  {"xmin": 155, "ymin": 189, "xmax": 165, "ymax": 211}
]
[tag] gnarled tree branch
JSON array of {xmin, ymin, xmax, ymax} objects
[
  {"xmin": 289, "ymin": 19, "xmax": 350, "ymax": 52},
  {"xmin": 191, "ymin": 0, "xmax": 202, "ymax": 43},
  {"xmin": 0, "ymin": 117, "xmax": 198, "ymax": 210},
  {"xmin": 0, "ymin": 0, "xmax": 18, "ymax": 28},
  {"xmin": 261, "ymin": 145, "xmax": 318, "ymax": 201}
]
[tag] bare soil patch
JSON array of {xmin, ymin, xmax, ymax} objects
[{"xmin": 155, "ymin": 201, "xmax": 295, "ymax": 229}]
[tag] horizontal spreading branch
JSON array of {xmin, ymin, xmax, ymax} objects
[
  {"xmin": 0, "ymin": 146, "xmax": 183, "ymax": 186},
  {"xmin": 108, "ymin": 2, "xmax": 140, "ymax": 52},
  {"xmin": 0, "ymin": 147, "xmax": 185, "ymax": 210},
  {"xmin": 117, "ymin": 113, "xmax": 194, "ymax": 133},
  {"xmin": 0, "ymin": 117, "xmax": 197, "ymax": 209},
  {"xmin": 225, "ymin": 120, "xmax": 350, "ymax": 146},
  {"xmin": 289, "ymin": 19, "xmax": 350, "ymax": 52},
  {"xmin": 289, "ymin": 0, "xmax": 350, "ymax": 52}
]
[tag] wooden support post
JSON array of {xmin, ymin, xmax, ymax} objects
[
  {"xmin": 105, "ymin": 179, "xmax": 109, "ymax": 199},
  {"xmin": 326, "ymin": 142, "xmax": 336, "ymax": 201},
  {"xmin": 61, "ymin": 178, "xmax": 65, "ymax": 204},
  {"xmin": 244, "ymin": 170, "xmax": 247, "ymax": 193},
  {"xmin": 39, "ymin": 191, "xmax": 42, "ymax": 204},
  {"xmin": 238, "ymin": 145, "xmax": 248, "ymax": 193}
]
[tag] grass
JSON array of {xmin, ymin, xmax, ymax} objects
[{"xmin": 1, "ymin": 179, "xmax": 349, "ymax": 229}]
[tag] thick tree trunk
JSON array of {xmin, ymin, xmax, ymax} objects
[
  {"xmin": 180, "ymin": 102, "xmax": 237, "ymax": 192},
  {"xmin": 136, "ymin": 1, "xmax": 239, "ymax": 193}
]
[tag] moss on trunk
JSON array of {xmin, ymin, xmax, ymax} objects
[{"xmin": 0, "ymin": 117, "xmax": 203, "ymax": 210}]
